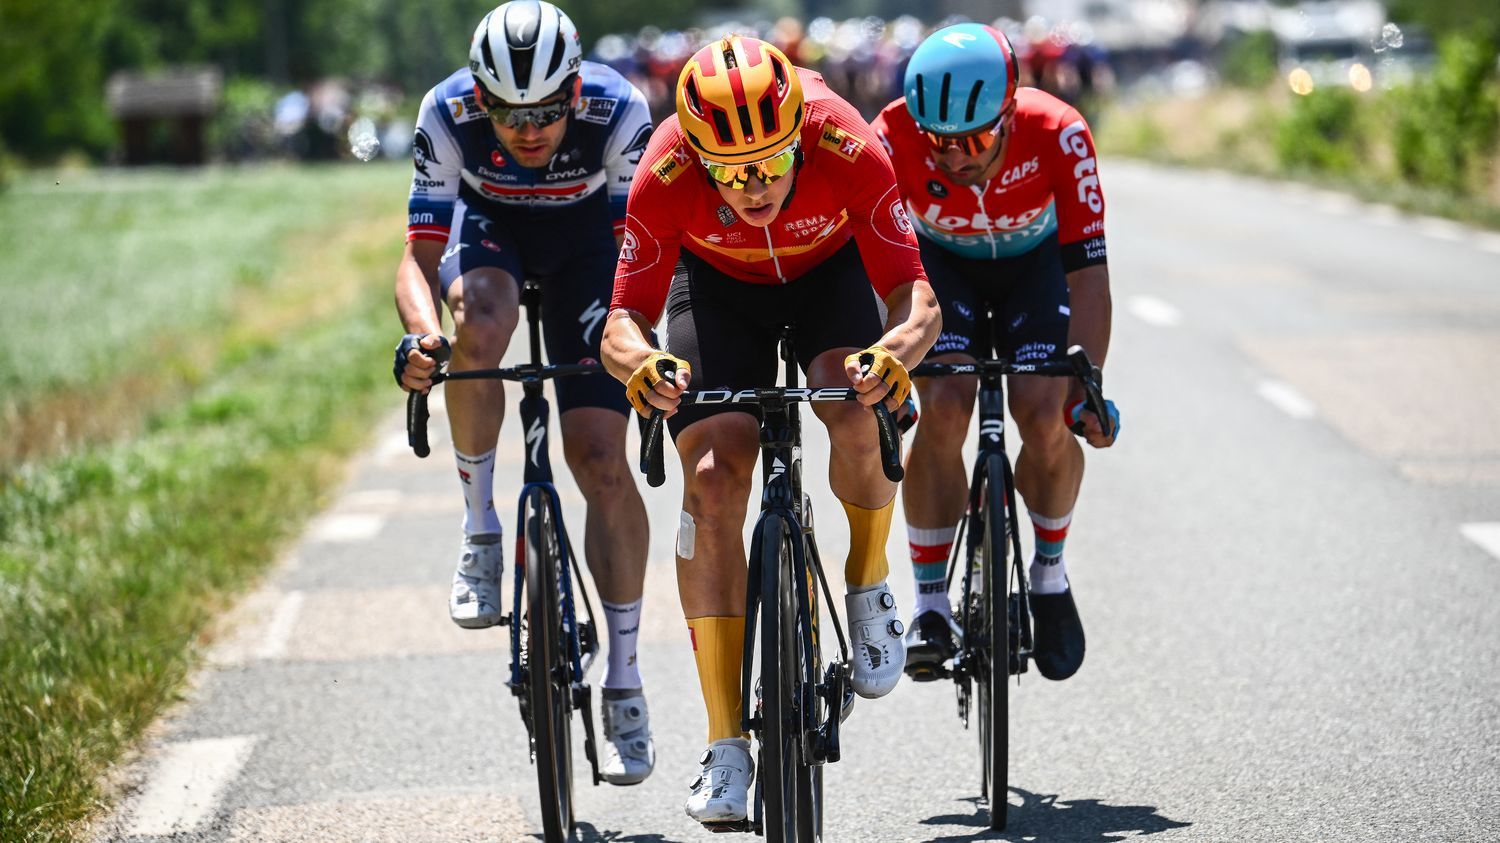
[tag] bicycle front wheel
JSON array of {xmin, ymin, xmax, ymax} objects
[
  {"xmin": 757, "ymin": 516, "xmax": 817, "ymax": 841},
  {"xmin": 977, "ymin": 454, "xmax": 1010, "ymax": 831},
  {"xmin": 524, "ymin": 489, "xmax": 574, "ymax": 842}
]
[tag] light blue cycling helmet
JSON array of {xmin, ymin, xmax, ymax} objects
[{"xmin": 903, "ymin": 23, "xmax": 1020, "ymax": 134}]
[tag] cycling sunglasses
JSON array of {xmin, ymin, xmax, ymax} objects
[
  {"xmin": 924, "ymin": 107, "xmax": 1013, "ymax": 156},
  {"xmin": 475, "ymin": 85, "xmax": 574, "ymax": 130},
  {"xmin": 700, "ymin": 141, "xmax": 800, "ymax": 190}
]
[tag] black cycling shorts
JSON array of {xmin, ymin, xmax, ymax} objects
[
  {"xmin": 663, "ymin": 238, "xmax": 885, "ymax": 438},
  {"xmin": 920, "ymin": 232, "xmax": 1071, "ymax": 364},
  {"xmin": 437, "ymin": 193, "xmax": 627, "ymax": 415}
]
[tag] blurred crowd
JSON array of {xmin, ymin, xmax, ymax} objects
[{"xmin": 588, "ymin": 15, "xmax": 1114, "ymax": 122}]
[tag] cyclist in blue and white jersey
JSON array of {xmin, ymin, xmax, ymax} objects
[{"xmin": 392, "ymin": 0, "xmax": 656, "ymax": 785}]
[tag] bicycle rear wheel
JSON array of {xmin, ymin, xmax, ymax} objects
[
  {"xmin": 524, "ymin": 489, "xmax": 574, "ymax": 842},
  {"xmin": 757, "ymin": 517, "xmax": 817, "ymax": 841},
  {"xmin": 976, "ymin": 454, "xmax": 1010, "ymax": 831}
]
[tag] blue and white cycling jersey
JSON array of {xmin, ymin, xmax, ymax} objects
[{"xmin": 406, "ymin": 60, "xmax": 653, "ymax": 244}]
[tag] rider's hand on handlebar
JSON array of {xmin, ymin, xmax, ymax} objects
[
  {"xmin": 626, "ymin": 351, "xmax": 692, "ymax": 418},
  {"xmin": 1066, "ymin": 398, "xmax": 1120, "ymax": 449},
  {"xmin": 394, "ymin": 333, "xmax": 451, "ymax": 394},
  {"xmin": 845, "ymin": 345, "xmax": 912, "ymax": 411}
]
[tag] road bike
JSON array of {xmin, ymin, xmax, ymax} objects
[
  {"xmin": 406, "ymin": 279, "xmax": 604, "ymax": 843},
  {"xmin": 637, "ymin": 333, "xmax": 904, "ymax": 842},
  {"xmin": 905, "ymin": 340, "xmax": 1110, "ymax": 832}
]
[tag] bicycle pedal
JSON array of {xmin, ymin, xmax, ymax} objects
[
  {"xmin": 906, "ymin": 664, "xmax": 950, "ymax": 683},
  {"xmin": 701, "ymin": 820, "xmax": 753, "ymax": 834}
]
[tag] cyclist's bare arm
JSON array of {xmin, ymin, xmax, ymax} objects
[
  {"xmin": 394, "ymin": 239, "xmax": 447, "ymax": 391},
  {"xmin": 1064, "ymin": 263, "xmax": 1115, "ymax": 447},
  {"xmin": 602, "ymin": 309, "xmax": 689, "ymax": 413},
  {"xmin": 846, "ymin": 278, "xmax": 942, "ymax": 406}
]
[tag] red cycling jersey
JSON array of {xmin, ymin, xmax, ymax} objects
[
  {"xmin": 871, "ymin": 88, "xmax": 1107, "ymax": 271},
  {"xmin": 610, "ymin": 70, "xmax": 925, "ymax": 323}
]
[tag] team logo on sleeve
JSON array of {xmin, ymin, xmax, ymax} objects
[
  {"xmin": 818, "ymin": 125, "xmax": 865, "ymax": 162},
  {"xmin": 652, "ymin": 145, "xmax": 693, "ymax": 185},
  {"xmin": 578, "ymin": 96, "xmax": 618, "ymax": 125},
  {"xmin": 447, "ymin": 93, "xmax": 484, "ymax": 124},
  {"xmin": 413, "ymin": 129, "xmax": 439, "ymax": 176}
]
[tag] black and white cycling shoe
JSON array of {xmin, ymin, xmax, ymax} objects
[
  {"xmin": 600, "ymin": 693, "xmax": 655, "ymax": 785},
  {"xmin": 448, "ymin": 533, "xmax": 503, "ymax": 629},
  {"xmin": 845, "ymin": 581, "xmax": 906, "ymax": 698},
  {"xmin": 685, "ymin": 738, "xmax": 753, "ymax": 826},
  {"xmin": 903, "ymin": 609, "xmax": 957, "ymax": 680}
]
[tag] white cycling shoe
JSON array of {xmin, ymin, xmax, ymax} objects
[
  {"xmin": 845, "ymin": 581, "xmax": 906, "ymax": 698},
  {"xmin": 685, "ymin": 738, "xmax": 754, "ymax": 825},
  {"xmin": 448, "ymin": 533, "xmax": 503, "ymax": 629},
  {"xmin": 600, "ymin": 693, "xmax": 655, "ymax": 785}
]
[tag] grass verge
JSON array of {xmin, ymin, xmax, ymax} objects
[{"xmin": 0, "ymin": 164, "xmax": 406, "ymax": 842}]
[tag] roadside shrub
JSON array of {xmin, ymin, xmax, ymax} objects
[
  {"xmin": 1221, "ymin": 30, "xmax": 1279, "ymax": 89},
  {"xmin": 1275, "ymin": 87, "xmax": 1367, "ymax": 175},
  {"xmin": 208, "ymin": 77, "xmax": 280, "ymax": 161},
  {"xmin": 1391, "ymin": 34, "xmax": 1500, "ymax": 194}
]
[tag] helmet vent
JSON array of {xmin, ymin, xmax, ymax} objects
[
  {"xmin": 722, "ymin": 44, "xmax": 739, "ymax": 70},
  {"xmin": 914, "ymin": 73, "xmax": 926, "ymax": 117},
  {"xmin": 758, "ymin": 91, "xmax": 777, "ymax": 134},
  {"xmin": 711, "ymin": 107, "xmax": 734, "ymax": 145},
  {"xmin": 545, "ymin": 29, "xmax": 566, "ymax": 78},
  {"xmin": 938, "ymin": 73, "xmax": 951, "ymax": 123},
  {"xmin": 480, "ymin": 37, "xmax": 501, "ymax": 82},
  {"xmin": 964, "ymin": 80, "xmax": 985, "ymax": 124},
  {"xmin": 510, "ymin": 45, "xmax": 536, "ymax": 88}
]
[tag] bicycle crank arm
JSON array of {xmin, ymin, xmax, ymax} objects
[{"xmin": 574, "ymin": 683, "xmax": 603, "ymax": 786}]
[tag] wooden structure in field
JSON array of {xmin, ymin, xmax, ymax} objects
[{"xmin": 106, "ymin": 67, "xmax": 223, "ymax": 165}]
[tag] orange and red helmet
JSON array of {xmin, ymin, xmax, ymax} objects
[{"xmin": 675, "ymin": 36, "xmax": 804, "ymax": 165}]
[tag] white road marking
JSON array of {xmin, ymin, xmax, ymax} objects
[
  {"xmin": 255, "ymin": 590, "xmax": 305, "ymax": 660},
  {"xmin": 342, "ymin": 488, "xmax": 405, "ymax": 511},
  {"xmin": 1460, "ymin": 523, "xmax": 1500, "ymax": 560},
  {"xmin": 1415, "ymin": 217, "xmax": 1465, "ymax": 242},
  {"xmin": 1257, "ymin": 380, "xmax": 1318, "ymax": 419},
  {"xmin": 308, "ymin": 513, "xmax": 385, "ymax": 543},
  {"xmin": 124, "ymin": 736, "xmax": 257, "ymax": 836},
  {"xmin": 1127, "ymin": 295, "xmax": 1182, "ymax": 327},
  {"xmin": 1364, "ymin": 204, "xmax": 1401, "ymax": 227}
]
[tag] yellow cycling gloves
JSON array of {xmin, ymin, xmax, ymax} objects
[
  {"xmin": 845, "ymin": 345, "xmax": 912, "ymax": 406},
  {"xmin": 626, "ymin": 351, "xmax": 691, "ymax": 418},
  {"xmin": 687, "ymin": 615, "xmax": 748, "ymax": 742}
]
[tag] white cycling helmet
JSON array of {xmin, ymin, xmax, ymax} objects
[{"xmin": 469, "ymin": 0, "xmax": 583, "ymax": 104}]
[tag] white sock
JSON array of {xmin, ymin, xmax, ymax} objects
[
  {"xmin": 601, "ymin": 598, "xmax": 643, "ymax": 690},
  {"xmin": 1028, "ymin": 510, "xmax": 1072, "ymax": 595},
  {"xmin": 909, "ymin": 524, "xmax": 957, "ymax": 617},
  {"xmin": 455, "ymin": 448, "xmax": 502, "ymax": 536}
]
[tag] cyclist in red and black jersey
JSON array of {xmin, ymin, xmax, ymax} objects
[
  {"xmin": 871, "ymin": 24, "xmax": 1119, "ymax": 684},
  {"xmin": 601, "ymin": 35, "xmax": 940, "ymax": 826}
]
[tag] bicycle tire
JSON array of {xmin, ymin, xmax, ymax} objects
[
  {"xmin": 524, "ymin": 489, "xmax": 574, "ymax": 842},
  {"xmin": 796, "ymin": 534, "xmax": 823, "ymax": 842},
  {"xmin": 758, "ymin": 516, "xmax": 813, "ymax": 841},
  {"xmin": 977, "ymin": 453, "xmax": 1010, "ymax": 831}
]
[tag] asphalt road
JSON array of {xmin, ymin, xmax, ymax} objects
[{"xmin": 94, "ymin": 162, "xmax": 1500, "ymax": 842}]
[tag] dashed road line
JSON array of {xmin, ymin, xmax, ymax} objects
[
  {"xmin": 307, "ymin": 513, "xmax": 385, "ymax": 543},
  {"xmin": 1460, "ymin": 523, "xmax": 1500, "ymax": 561},
  {"xmin": 1415, "ymin": 216, "xmax": 1465, "ymax": 242},
  {"xmin": 1127, "ymin": 295, "xmax": 1182, "ymax": 327},
  {"xmin": 1257, "ymin": 380, "xmax": 1317, "ymax": 419},
  {"xmin": 256, "ymin": 590, "xmax": 305, "ymax": 660},
  {"xmin": 124, "ymin": 736, "xmax": 257, "ymax": 836}
]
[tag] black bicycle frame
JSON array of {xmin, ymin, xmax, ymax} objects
[{"xmin": 405, "ymin": 279, "xmax": 603, "ymax": 784}]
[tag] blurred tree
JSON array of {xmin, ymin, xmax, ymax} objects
[{"xmin": 1386, "ymin": 0, "xmax": 1500, "ymax": 49}]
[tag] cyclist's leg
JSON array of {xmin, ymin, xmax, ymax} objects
[
  {"xmin": 438, "ymin": 200, "xmax": 522, "ymax": 628},
  {"xmin": 902, "ymin": 240, "xmax": 986, "ymax": 651},
  {"xmin": 665, "ymin": 254, "xmax": 779, "ymax": 823},
  {"xmin": 997, "ymin": 235, "xmax": 1085, "ymax": 679},
  {"xmin": 796, "ymin": 242, "xmax": 904, "ymax": 698}
]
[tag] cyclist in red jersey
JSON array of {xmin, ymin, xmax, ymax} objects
[
  {"xmin": 601, "ymin": 35, "xmax": 940, "ymax": 826},
  {"xmin": 871, "ymin": 23, "xmax": 1119, "ymax": 684}
]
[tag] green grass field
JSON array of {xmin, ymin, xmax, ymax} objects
[{"xmin": 0, "ymin": 161, "xmax": 411, "ymax": 841}]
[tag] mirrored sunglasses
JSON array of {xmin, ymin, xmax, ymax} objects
[{"xmin": 700, "ymin": 142, "xmax": 800, "ymax": 190}]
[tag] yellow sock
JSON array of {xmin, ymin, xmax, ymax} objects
[
  {"xmin": 686, "ymin": 616, "xmax": 748, "ymax": 742},
  {"xmin": 841, "ymin": 496, "xmax": 895, "ymax": 588}
]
